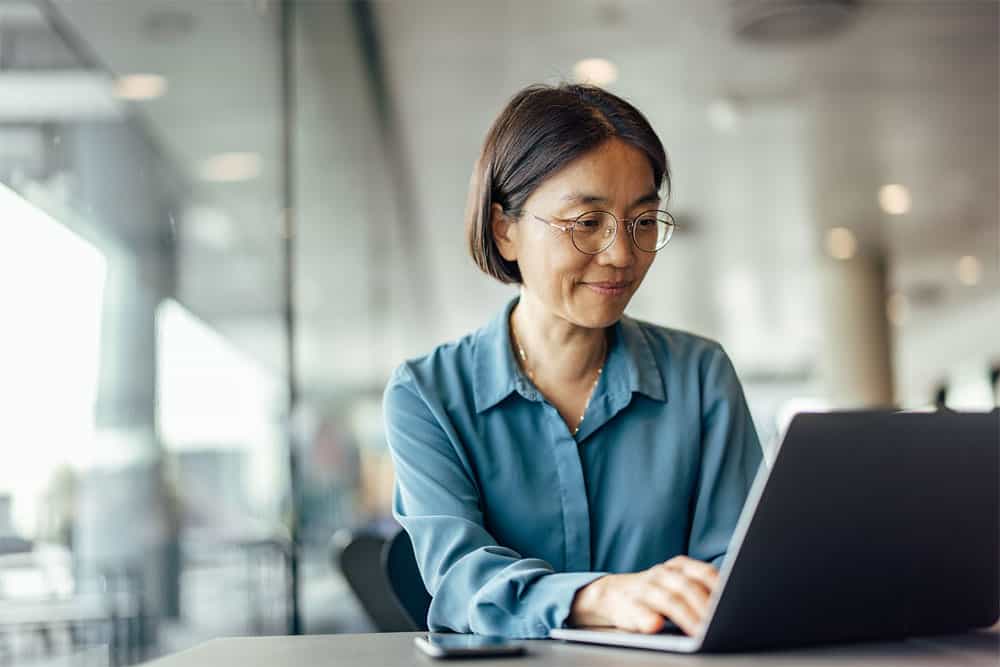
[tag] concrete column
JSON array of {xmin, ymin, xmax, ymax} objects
[
  {"xmin": 818, "ymin": 253, "xmax": 895, "ymax": 408},
  {"xmin": 69, "ymin": 120, "xmax": 180, "ymax": 623}
]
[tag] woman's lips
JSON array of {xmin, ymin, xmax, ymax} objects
[{"xmin": 584, "ymin": 281, "xmax": 631, "ymax": 296}]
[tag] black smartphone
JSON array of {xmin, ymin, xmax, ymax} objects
[{"xmin": 413, "ymin": 633, "xmax": 526, "ymax": 659}]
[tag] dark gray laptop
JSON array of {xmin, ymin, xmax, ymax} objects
[{"xmin": 551, "ymin": 410, "xmax": 999, "ymax": 653}]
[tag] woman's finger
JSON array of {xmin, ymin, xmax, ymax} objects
[
  {"xmin": 654, "ymin": 566, "xmax": 711, "ymax": 617},
  {"xmin": 626, "ymin": 602, "xmax": 666, "ymax": 634},
  {"xmin": 663, "ymin": 556, "xmax": 720, "ymax": 592},
  {"xmin": 639, "ymin": 581, "xmax": 702, "ymax": 636}
]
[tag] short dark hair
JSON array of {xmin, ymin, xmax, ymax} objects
[{"xmin": 466, "ymin": 83, "xmax": 670, "ymax": 284}]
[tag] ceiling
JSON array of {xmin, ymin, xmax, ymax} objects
[
  {"xmin": 9, "ymin": 0, "xmax": 1000, "ymax": 405},
  {"xmin": 372, "ymin": 0, "xmax": 998, "ymax": 392}
]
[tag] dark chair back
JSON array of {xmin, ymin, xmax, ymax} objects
[
  {"xmin": 382, "ymin": 529, "xmax": 432, "ymax": 631},
  {"xmin": 332, "ymin": 531, "xmax": 416, "ymax": 632}
]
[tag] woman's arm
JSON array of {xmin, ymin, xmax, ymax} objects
[
  {"xmin": 688, "ymin": 344, "xmax": 764, "ymax": 568},
  {"xmin": 383, "ymin": 367, "xmax": 604, "ymax": 639}
]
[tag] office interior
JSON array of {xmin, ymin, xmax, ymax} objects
[{"xmin": 0, "ymin": 0, "xmax": 997, "ymax": 664}]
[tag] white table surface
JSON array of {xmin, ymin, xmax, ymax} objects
[{"xmin": 142, "ymin": 626, "xmax": 999, "ymax": 667}]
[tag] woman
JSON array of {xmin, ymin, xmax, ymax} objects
[{"xmin": 383, "ymin": 83, "xmax": 762, "ymax": 639}]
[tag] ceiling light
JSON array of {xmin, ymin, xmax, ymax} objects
[
  {"xmin": 572, "ymin": 58, "xmax": 618, "ymax": 86},
  {"xmin": 956, "ymin": 255, "xmax": 982, "ymax": 286},
  {"xmin": 733, "ymin": 0, "xmax": 858, "ymax": 42},
  {"xmin": 878, "ymin": 184, "xmax": 911, "ymax": 215},
  {"xmin": 142, "ymin": 9, "xmax": 196, "ymax": 41},
  {"xmin": 826, "ymin": 227, "xmax": 856, "ymax": 260},
  {"xmin": 886, "ymin": 292, "xmax": 908, "ymax": 327},
  {"xmin": 0, "ymin": 72, "xmax": 122, "ymax": 121},
  {"xmin": 707, "ymin": 97, "xmax": 743, "ymax": 133},
  {"xmin": 184, "ymin": 206, "xmax": 234, "ymax": 249},
  {"xmin": 198, "ymin": 152, "xmax": 261, "ymax": 183},
  {"xmin": 113, "ymin": 74, "xmax": 167, "ymax": 101}
]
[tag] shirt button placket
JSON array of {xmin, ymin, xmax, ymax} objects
[{"xmin": 545, "ymin": 408, "xmax": 592, "ymax": 573}]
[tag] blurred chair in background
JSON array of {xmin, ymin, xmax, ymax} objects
[
  {"xmin": 331, "ymin": 531, "xmax": 414, "ymax": 632},
  {"xmin": 382, "ymin": 529, "xmax": 431, "ymax": 632}
]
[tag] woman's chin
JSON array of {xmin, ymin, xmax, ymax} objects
[
  {"xmin": 571, "ymin": 303, "xmax": 628, "ymax": 329},
  {"xmin": 570, "ymin": 288, "xmax": 633, "ymax": 326}
]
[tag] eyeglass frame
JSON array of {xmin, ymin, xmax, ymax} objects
[{"xmin": 524, "ymin": 208, "xmax": 677, "ymax": 255}]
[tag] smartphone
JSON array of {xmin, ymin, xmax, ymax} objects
[{"xmin": 413, "ymin": 633, "xmax": 526, "ymax": 659}]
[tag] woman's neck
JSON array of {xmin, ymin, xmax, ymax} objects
[{"xmin": 510, "ymin": 290, "xmax": 607, "ymax": 385}]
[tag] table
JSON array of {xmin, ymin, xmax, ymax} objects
[
  {"xmin": 0, "ymin": 592, "xmax": 144, "ymax": 666},
  {"xmin": 143, "ymin": 628, "xmax": 999, "ymax": 667}
]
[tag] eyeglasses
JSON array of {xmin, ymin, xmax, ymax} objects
[{"xmin": 526, "ymin": 209, "xmax": 676, "ymax": 255}]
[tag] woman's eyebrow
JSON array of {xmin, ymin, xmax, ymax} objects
[
  {"xmin": 560, "ymin": 190, "xmax": 660, "ymax": 208},
  {"xmin": 630, "ymin": 191, "xmax": 661, "ymax": 208}
]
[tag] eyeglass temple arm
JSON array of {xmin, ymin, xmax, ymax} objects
[{"xmin": 531, "ymin": 214, "xmax": 573, "ymax": 232}]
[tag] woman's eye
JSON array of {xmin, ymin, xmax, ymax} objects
[
  {"xmin": 636, "ymin": 217, "xmax": 657, "ymax": 228},
  {"xmin": 576, "ymin": 218, "xmax": 602, "ymax": 230}
]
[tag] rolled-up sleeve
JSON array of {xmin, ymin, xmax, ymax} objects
[
  {"xmin": 688, "ymin": 345, "xmax": 764, "ymax": 570},
  {"xmin": 383, "ymin": 367, "xmax": 604, "ymax": 638}
]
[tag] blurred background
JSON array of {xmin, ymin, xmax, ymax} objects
[{"xmin": 0, "ymin": 0, "xmax": 997, "ymax": 664}]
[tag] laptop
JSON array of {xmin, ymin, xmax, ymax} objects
[{"xmin": 550, "ymin": 410, "xmax": 1000, "ymax": 653}]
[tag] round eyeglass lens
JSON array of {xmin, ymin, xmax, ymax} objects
[
  {"xmin": 571, "ymin": 211, "xmax": 618, "ymax": 254},
  {"xmin": 632, "ymin": 210, "xmax": 674, "ymax": 252}
]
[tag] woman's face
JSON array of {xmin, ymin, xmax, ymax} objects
[{"xmin": 494, "ymin": 138, "xmax": 660, "ymax": 329}]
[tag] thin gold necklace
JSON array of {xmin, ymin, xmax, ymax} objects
[{"xmin": 511, "ymin": 325, "xmax": 605, "ymax": 435}]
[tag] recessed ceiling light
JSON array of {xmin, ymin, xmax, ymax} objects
[
  {"xmin": 826, "ymin": 226, "xmax": 857, "ymax": 260},
  {"xmin": 707, "ymin": 97, "xmax": 743, "ymax": 133},
  {"xmin": 878, "ymin": 184, "xmax": 911, "ymax": 215},
  {"xmin": 572, "ymin": 58, "xmax": 618, "ymax": 86},
  {"xmin": 956, "ymin": 255, "xmax": 982, "ymax": 286},
  {"xmin": 198, "ymin": 152, "xmax": 261, "ymax": 183},
  {"xmin": 0, "ymin": 72, "xmax": 123, "ymax": 121},
  {"xmin": 184, "ymin": 206, "xmax": 234, "ymax": 249},
  {"xmin": 142, "ymin": 9, "xmax": 196, "ymax": 42},
  {"xmin": 886, "ymin": 292, "xmax": 909, "ymax": 327},
  {"xmin": 733, "ymin": 0, "xmax": 858, "ymax": 43},
  {"xmin": 113, "ymin": 74, "xmax": 168, "ymax": 101}
]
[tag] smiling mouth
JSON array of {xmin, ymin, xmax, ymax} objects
[{"xmin": 583, "ymin": 281, "xmax": 632, "ymax": 295}]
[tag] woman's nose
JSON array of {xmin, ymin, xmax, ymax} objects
[{"xmin": 597, "ymin": 224, "xmax": 635, "ymax": 267}]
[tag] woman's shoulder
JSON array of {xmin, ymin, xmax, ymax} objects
[
  {"xmin": 625, "ymin": 315, "xmax": 727, "ymax": 363},
  {"xmin": 625, "ymin": 317, "xmax": 744, "ymax": 394},
  {"xmin": 385, "ymin": 326, "xmax": 482, "ymax": 394}
]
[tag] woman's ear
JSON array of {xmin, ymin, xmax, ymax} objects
[{"xmin": 490, "ymin": 202, "xmax": 518, "ymax": 261}]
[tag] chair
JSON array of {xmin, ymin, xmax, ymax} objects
[
  {"xmin": 332, "ymin": 531, "xmax": 415, "ymax": 632},
  {"xmin": 382, "ymin": 529, "xmax": 432, "ymax": 632}
]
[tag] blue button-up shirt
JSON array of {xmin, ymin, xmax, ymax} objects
[{"xmin": 383, "ymin": 297, "xmax": 762, "ymax": 638}]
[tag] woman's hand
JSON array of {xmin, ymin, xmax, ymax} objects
[{"xmin": 567, "ymin": 556, "xmax": 719, "ymax": 636}]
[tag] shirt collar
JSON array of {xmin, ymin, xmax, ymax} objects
[
  {"xmin": 473, "ymin": 297, "xmax": 666, "ymax": 414},
  {"xmin": 607, "ymin": 313, "xmax": 667, "ymax": 403},
  {"xmin": 472, "ymin": 297, "xmax": 522, "ymax": 413}
]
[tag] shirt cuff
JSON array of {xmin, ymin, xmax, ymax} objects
[{"xmin": 531, "ymin": 571, "xmax": 609, "ymax": 636}]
